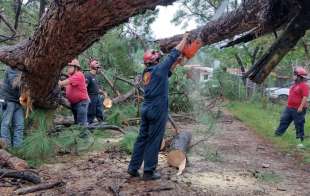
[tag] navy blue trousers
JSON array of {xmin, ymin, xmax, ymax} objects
[
  {"xmin": 88, "ymin": 95, "xmax": 104, "ymax": 124},
  {"xmin": 71, "ymin": 100, "xmax": 89, "ymax": 126},
  {"xmin": 275, "ymin": 107, "xmax": 306, "ymax": 141},
  {"xmin": 128, "ymin": 105, "xmax": 168, "ymax": 172}
]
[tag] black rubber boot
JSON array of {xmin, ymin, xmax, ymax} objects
[
  {"xmin": 127, "ymin": 169, "xmax": 140, "ymax": 177},
  {"xmin": 142, "ymin": 171, "xmax": 161, "ymax": 181}
]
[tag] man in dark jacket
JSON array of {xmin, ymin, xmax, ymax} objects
[
  {"xmin": 0, "ymin": 66, "xmax": 24, "ymax": 148},
  {"xmin": 127, "ymin": 34, "xmax": 188, "ymax": 181},
  {"xmin": 85, "ymin": 59, "xmax": 105, "ymax": 124}
]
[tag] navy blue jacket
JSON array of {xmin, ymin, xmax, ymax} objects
[
  {"xmin": 0, "ymin": 66, "xmax": 21, "ymax": 103},
  {"xmin": 142, "ymin": 49, "xmax": 181, "ymax": 110}
]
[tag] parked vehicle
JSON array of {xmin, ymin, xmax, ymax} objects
[{"xmin": 265, "ymin": 87, "xmax": 289, "ymax": 101}]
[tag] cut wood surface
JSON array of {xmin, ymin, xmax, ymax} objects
[
  {"xmin": 167, "ymin": 131, "xmax": 192, "ymax": 174},
  {"xmin": 0, "ymin": 149, "xmax": 28, "ymax": 171}
]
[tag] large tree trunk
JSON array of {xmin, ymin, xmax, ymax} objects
[
  {"xmin": 158, "ymin": 0, "xmax": 299, "ymax": 53},
  {"xmin": 0, "ymin": 0, "xmax": 177, "ymax": 108},
  {"xmin": 159, "ymin": 0, "xmax": 310, "ymax": 84}
]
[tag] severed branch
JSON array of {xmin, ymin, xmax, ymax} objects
[
  {"xmin": 144, "ymin": 187, "xmax": 174, "ymax": 193},
  {"xmin": 14, "ymin": 180, "xmax": 65, "ymax": 195},
  {"xmin": 87, "ymin": 124, "xmax": 125, "ymax": 134},
  {"xmin": 99, "ymin": 72, "xmax": 121, "ymax": 96},
  {"xmin": 14, "ymin": 0, "xmax": 23, "ymax": 30},
  {"xmin": 0, "ymin": 169, "xmax": 41, "ymax": 184},
  {"xmin": 0, "ymin": 149, "xmax": 29, "ymax": 171},
  {"xmin": 246, "ymin": 12, "xmax": 308, "ymax": 83},
  {"xmin": 0, "ymin": 11, "xmax": 18, "ymax": 43}
]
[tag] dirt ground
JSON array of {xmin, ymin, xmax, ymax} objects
[{"xmin": 1, "ymin": 110, "xmax": 310, "ymax": 196}]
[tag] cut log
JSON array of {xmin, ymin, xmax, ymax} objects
[
  {"xmin": 0, "ymin": 149, "xmax": 29, "ymax": 171},
  {"xmin": 15, "ymin": 180, "xmax": 65, "ymax": 195},
  {"xmin": 167, "ymin": 131, "xmax": 192, "ymax": 175},
  {"xmin": 0, "ymin": 169, "xmax": 41, "ymax": 184}
]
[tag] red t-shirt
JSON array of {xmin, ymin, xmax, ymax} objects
[
  {"xmin": 287, "ymin": 82, "xmax": 309, "ymax": 109},
  {"xmin": 65, "ymin": 71, "xmax": 89, "ymax": 104}
]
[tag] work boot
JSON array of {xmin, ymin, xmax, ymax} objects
[
  {"xmin": 143, "ymin": 171, "xmax": 161, "ymax": 181},
  {"xmin": 127, "ymin": 169, "xmax": 140, "ymax": 177}
]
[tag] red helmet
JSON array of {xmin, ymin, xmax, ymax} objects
[
  {"xmin": 143, "ymin": 50, "xmax": 162, "ymax": 65},
  {"xmin": 294, "ymin": 67, "xmax": 308, "ymax": 77}
]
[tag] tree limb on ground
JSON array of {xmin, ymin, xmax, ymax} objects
[
  {"xmin": 14, "ymin": 180, "xmax": 65, "ymax": 195},
  {"xmin": 0, "ymin": 149, "xmax": 29, "ymax": 171},
  {"xmin": 0, "ymin": 169, "xmax": 41, "ymax": 184}
]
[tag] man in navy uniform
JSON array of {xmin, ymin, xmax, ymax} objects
[{"xmin": 128, "ymin": 34, "xmax": 189, "ymax": 181}]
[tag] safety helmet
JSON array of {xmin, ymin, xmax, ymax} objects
[
  {"xmin": 294, "ymin": 67, "xmax": 308, "ymax": 77},
  {"xmin": 143, "ymin": 50, "xmax": 162, "ymax": 65},
  {"xmin": 68, "ymin": 59, "xmax": 81, "ymax": 69},
  {"xmin": 89, "ymin": 59, "xmax": 101, "ymax": 70}
]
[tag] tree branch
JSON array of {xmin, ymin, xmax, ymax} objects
[{"xmin": 0, "ymin": 0, "xmax": 178, "ymax": 108}]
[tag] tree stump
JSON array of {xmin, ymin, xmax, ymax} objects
[{"xmin": 167, "ymin": 131, "xmax": 192, "ymax": 175}]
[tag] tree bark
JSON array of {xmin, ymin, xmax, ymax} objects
[
  {"xmin": 0, "ymin": 169, "xmax": 41, "ymax": 184},
  {"xmin": 0, "ymin": 149, "xmax": 29, "ymax": 171},
  {"xmin": 158, "ymin": 0, "xmax": 299, "ymax": 53},
  {"xmin": 0, "ymin": 0, "xmax": 178, "ymax": 108}
]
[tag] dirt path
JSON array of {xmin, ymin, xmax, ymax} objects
[
  {"xmin": 1, "ymin": 111, "xmax": 310, "ymax": 195},
  {"xmin": 179, "ymin": 111, "xmax": 310, "ymax": 196}
]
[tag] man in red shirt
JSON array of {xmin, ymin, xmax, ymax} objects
[
  {"xmin": 59, "ymin": 59, "xmax": 90, "ymax": 126},
  {"xmin": 275, "ymin": 67, "xmax": 309, "ymax": 148}
]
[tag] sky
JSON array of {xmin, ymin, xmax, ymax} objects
[{"xmin": 151, "ymin": 3, "xmax": 198, "ymax": 39}]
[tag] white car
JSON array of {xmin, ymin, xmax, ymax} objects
[{"xmin": 265, "ymin": 87, "xmax": 289, "ymax": 101}]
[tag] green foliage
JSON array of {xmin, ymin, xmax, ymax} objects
[
  {"xmin": 120, "ymin": 130, "xmax": 138, "ymax": 154},
  {"xmin": 106, "ymin": 104, "xmax": 138, "ymax": 126},
  {"xmin": 80, "ymin": 29, "xmax": 144, "ymax": 77},
  {"xmin": 15, "ymin": 111, "xmax": 55, "ymax": 166},
  {"xmin": 12, "ymin": 109, "xmax": 110, "ymax": 166},
  {"xmin": 254, "ymin": 171, "xmax": 282, "ymax": 183},
  {"xmin": 214, "ymin": 69, "xmax": 246, "ymax": 100},
  {"xmin": 169, "ymin": 67, "xmax": 192, "ymax": 112}
]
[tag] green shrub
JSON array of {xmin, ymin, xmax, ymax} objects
[
  {"xmin": 106, "ymin": 104, "xmax": 138, "ymax": 126},
  {"xmin": 120, "ymin": 131, "xmax": 138, "ymax": 154}
]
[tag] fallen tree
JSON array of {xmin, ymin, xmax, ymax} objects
[
  {"xmin": 0, "ymin": 0, "xmax": 309, "ymax": 109},
  {"xmin": 0, "ymin": 0, "xmax": 178, "ymax": 108},
  {"xmin": 159, "ymin": 0, "xmax": 310, "ymax": 83}
]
